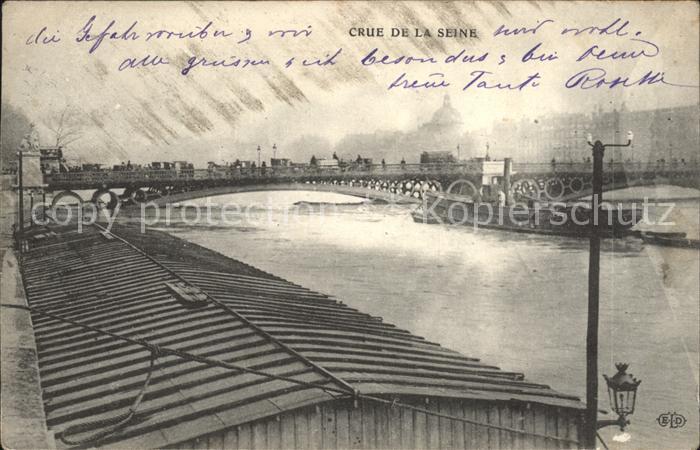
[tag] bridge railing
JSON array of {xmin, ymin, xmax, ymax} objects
[
  {"xmin": 45, "ymin": 163, "xmax": 488, "ymax": 185},
  {"xmin": 513, "ymin": 161, "xmax": 700, "ymax": 174},
  {"xmin": 44, "ymin": 160, "xmax": 700, "ymax": 187}
]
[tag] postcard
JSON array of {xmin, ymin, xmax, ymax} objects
[{"xmin": 1, "ymin": 1, "xmax": 698, "ymax": 449}]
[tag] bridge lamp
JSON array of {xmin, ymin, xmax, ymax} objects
[{"xmin": 599, "ymin": 363, "xmax": 642, "ymax": 431}]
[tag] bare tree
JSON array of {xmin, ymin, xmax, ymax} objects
[
  {"xmin": 47, "ymin": 106, "xmax": 82, "ymax": 147},
  {"xmin": 1, "ymin": 102, "xmax": 32, "ymax": 166}
]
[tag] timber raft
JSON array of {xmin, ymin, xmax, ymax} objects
[{"xmin": 7, "ymin": 223, "xmax": 585, "ymax": 449}]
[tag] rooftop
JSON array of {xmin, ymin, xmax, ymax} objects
[{"xmin": 17, "ymin": 223, "xmax": 582, "ymax": 448}]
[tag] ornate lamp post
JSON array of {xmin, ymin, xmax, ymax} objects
[
  {"xmin": 598, "ymin": 363, "xmax": 642, "ymax": 430},
  {"xmin": 583, "ymin": 131, "xmax": 634, "ymax": 448}
]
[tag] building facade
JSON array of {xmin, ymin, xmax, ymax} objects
[{"xmin": 487, "ymin": 104, "xmax": 700, "ymax": 164}]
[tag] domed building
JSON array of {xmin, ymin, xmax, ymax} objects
[
  {"xmin": 399, "ymin": 94, "xmax": 473, "ymax": 160},
  {"xmin": 420, "ymin": 94, "xmax": 464, "ymax": 135},
  {"xmin": 334, "ymin": 94, "xmax": 476, "ymax": 163}
]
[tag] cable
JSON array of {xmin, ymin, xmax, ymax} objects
[
  {"xmin": 357, "ymin": 394, "xmax": 579, "ymax": 445},
  {"xmin": 58, "ymin": 347, "xmax": 160, "ymax": 446},
  {"xmin": 597, "ymin": 431, "xmax": 610, "ymax": 450}
]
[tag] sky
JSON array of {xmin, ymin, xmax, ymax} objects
[{"xmin": 2, "ymin": 1, "xmax": 699, "ymax": 165}]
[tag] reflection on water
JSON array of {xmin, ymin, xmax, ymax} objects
[{"xmin": 143, "ymin": 189, "xmax": 697, "ymax": 449}]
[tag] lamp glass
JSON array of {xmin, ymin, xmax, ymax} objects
[{"xmin": 607, "ymin": 382, "xmax": 638, "ymax": 416}]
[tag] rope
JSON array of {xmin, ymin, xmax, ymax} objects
[
  {"xmin": 597, "ymin": 431, "xmax": 610, "ymax": 450},
  {"xmin": 58, "ymin": 347, "xmax": 160, "ymax": 446}
]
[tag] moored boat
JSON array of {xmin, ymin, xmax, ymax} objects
[
  {"xmin": 639, "ymin": 231, "xmax": 700, "ymax": 249},
  {"xmin": 414, "ymin": 191, "xmax": 643, "ymax": 238}
]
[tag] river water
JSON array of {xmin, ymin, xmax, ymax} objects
[{"xmin": 133, "ymin": 188, "xmax": 699, "ymax": 449}]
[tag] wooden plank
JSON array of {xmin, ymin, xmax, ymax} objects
[
  {"xmin": 252, "ymin": 420, "xmax": 267, "ymax": 449},
  {"xmin": 413, "ymin": 403, "xmax": 427, "ymax": 449},
  {"xmin": 426, "ymin": 399, "xmax": 440, "ymax": 449},
  {"xmin": 377, "ymin": 403, "xmax": 391, "ymax": 448},
  {"xmin": 477, "ymin": 401, "xmax": 490, "ymax": 449},
  {"xmin": 513, "ymin": 404, "xmax": 525, "ymax": 450},
  {"xmin": 307, "ymin": 405, "xmax": 322, "ymax": 450},
  {"xmin": 267, "ymin": 416, "xmax": 282, "ymax": 449},
  {"xmin": 558, "ymin": 410, "xmax": 570, "ymax": 449},
  {"xmin": 321, "ymin": 404, "xmax": 337, "ymax": 449},
  {"xmin": 206, "ymin": 432, "xmax": 224, "ymax": 449},
  {"xmin": 361, "ymin": 399, "xmax": 376, "ymax": 448},
  {"xmin": 295, "ymin": 409, "xmax": 309, "ymax": 450},
  {"xmin": 438, "ymin": 398, "xmax": 452, "ymax": 449},
  {"xmin": 449, "ymin": 400, "xmax": 464, "ymax": 450},
  {"xmin": 191, "ymin": 436, "xmax": 208, "ymax": 449},
  {"xmin": 546, "ymin": 408, "xmax": 558, "ymax": 449},
  {"xmin": 501, "ymin": 404, "xmax": 514, "ymax": 449},
  {"xmin": 280, "ymin": 412, "xmax": 296, "ymax": 448},
  {"xmin": 329, "ymin": 372, "xmax": 563, "ymax": 398},
  {"xmin": 388, "ymin": 401, "xmax": 401, "ymax": 448},
  {"xmin": 335, "ymin": 404, "xmax": 350, "ymax": 449},
  {"xmin": 523, "ymin": 403, "xmax": 535, "ymax": 449},
  {"xmin": 490, "ymin": 404, "xmax": 501, "ymax": 449},
  {"xmin": 348, "ymin": 401, "xmax": 363, "ymax": 449},
  {"xmin": 400, "ymin": 402, "xmax": 417, "ymax": 448},
  {"xmin": 207, "ymin": 432, "xmax": 224, "ymax": 449},
  {"xmin": 567, "ymin": 410, "xmax": 581, "ymax": 449},
  {"xmin": 534, "ymin": 404, "xmax": 547, "ymax": 449},
  {"xmin": 462, "ymin": 400, "xmax": 477, "ymax": 448},
  {"xmin": 237, "ymin": 424, "xmax": 251, "ymax": 450},
  {"xmin": 222, "ymin": 427, "xmax": 238, "ymax": 449}
]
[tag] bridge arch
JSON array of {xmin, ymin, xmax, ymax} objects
[
  {"xmin": 123, "ymin": 187, "xmax": 149, "ymax": 203},
  {"xmin": 134, "ymin": 183, "xmax": 423, "ymax": 207},
  {"xmin": 91, "ymin": 189, "xmax": 120, "ymax": 209},
  {"xmin": 51, "ymin": 190, "xmax": 83, "ymax": 208}
]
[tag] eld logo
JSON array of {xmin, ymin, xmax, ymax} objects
[{"xmin": 656, "ymin": 412, "xmax": 686, "ymax": 429}]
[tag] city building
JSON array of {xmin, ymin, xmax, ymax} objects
[
  {"xmin": 270, "ymin": 158, "xmax": 292, "ymax": 167},
  {"xmin": 420, "ymin": 151, "xmax": 457, "ymax": 164},
  {"xmin": 317, "ymin": 158, "xmax": 340, "ymax": 169},
  {"xmin": 487, "ymin": 104, "xmax": 700, "ymax": 163}
]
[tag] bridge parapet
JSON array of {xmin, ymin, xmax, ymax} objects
[
  {"xmin": 42, "ymin": 160, "xmax": 700, "ymax": 206},
  {"xmin": 513, "ymin": 161, "xmax": 700, "ymax": 174}
]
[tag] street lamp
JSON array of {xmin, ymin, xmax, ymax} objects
[
  {"xmin": 598, "ymin": 363, "xmax": 642, "ymax": 430},
  {"xmin": 583, "ymin": 130, "xmax": 634, "ymax": 448},
  {"xmin": 257, "ymin": 145, "xmax": 261, "ymax": 168},
  {"xmin": 272, "ymin": 143, "xmax": 277, "ymax": 160}
]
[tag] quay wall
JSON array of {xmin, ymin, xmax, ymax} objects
[{"xmin": 0, "ymin": 176, "xmax": 54, "ymax": 449}]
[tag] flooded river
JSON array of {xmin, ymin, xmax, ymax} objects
[{"xmin": 135, "ymin": 188, "xmax": 699, "ymax": 449}]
